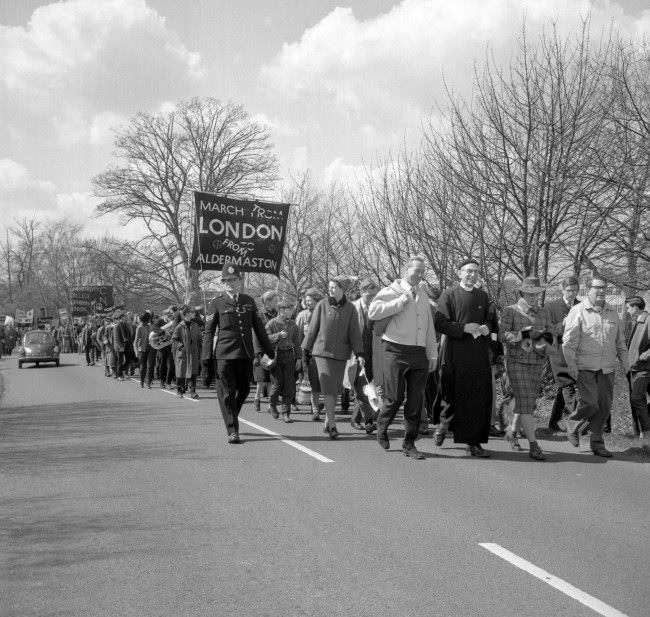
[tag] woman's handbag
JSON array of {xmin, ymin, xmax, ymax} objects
[
  {"xmin": 260, "ymin": 353, "xmax": 276, "ymax": 370},
  {"xmin": 297, "ymin": 376, "xmax": 311, "ymax": 404}
]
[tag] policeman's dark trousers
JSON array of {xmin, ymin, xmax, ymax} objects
[
  {"xmin": 376, "ymin": 341, "xmax": 428, "ymax": 449},
  {"xmin": 215, "ymin": 359, "xmax": 253, "ymax": 434},
  {"xmin": 269, "ymin": 350, "xmax": 295, "ymax": 413},
  {"xmin": 628, "ymin": 371, "xmax": 650, "ymax": 435},
  {"xmin": 139, "ymin": 348, "xmax": 157, "ymax": 386},
  {"xmin": 566, "ymin": 370, "xmax": 614, "ymax": 450}
]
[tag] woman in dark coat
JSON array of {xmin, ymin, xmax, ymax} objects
[
  {"xmin": 171, "ymin": 305, "xmax": 202, "ymax": 398},
  {"xmin": 302, "ymin": 276, "xmax": 364, "ymax": 439}
]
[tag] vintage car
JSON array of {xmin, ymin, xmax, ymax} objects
[{"xmin": 18, "ymin": 330, "xmax": 60, "ymax": 368}]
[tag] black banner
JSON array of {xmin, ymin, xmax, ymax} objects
[
  {"xmin": 190, "ymin": 192, "xmax": 290, "ymax": 275},
  {"xmin": 71, "ymin": 286, "xmax": 114, "ymax": 316}
]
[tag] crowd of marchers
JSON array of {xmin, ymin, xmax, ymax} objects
[{"xmin": 3, "ymin": 255, "xmax": 647, "ymax": 461}]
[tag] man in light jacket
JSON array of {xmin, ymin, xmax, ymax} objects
[
  {"xmin": 563, "ymin": 276, "xmax": 628, "ymax": 457},
  {"xmin": 368, "ymin": 255, "xmax": 437, "ymax": 459}
]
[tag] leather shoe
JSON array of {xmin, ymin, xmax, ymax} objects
[
  {"xmin": 529, "ymin": 444, "xmax": 545, "ymax": 461},
  {"xmin": 328, "ymin": 426, "xmax": 340, "ymax": 440},
  {"xmin": 592, "ymin": 445, "xmax": 613, "ymax": 458},
  {"xmin": 567, "ymin": 432, "xmax": 579, "ymax": 447},
  {"xmin": 365, "ymin": 421, "xmax": 376, "ymax": 435},
  {"xmin": 402, "ymin": 447, "xmax": 425, "ymax": 460},
  {"xmin": 377, "ymin": 431, "xmax": 389, "ymax": 450},
  {"xmin": 433, "ymin": 427, "xmax": 446, "ymax": 447},
  {"xmin": 228, "ymin": 432, "xmax": 241, "ymax": 444},
  {"xmin": 467, "ymin": 444, "xmax": 490, "ymax": 458}
]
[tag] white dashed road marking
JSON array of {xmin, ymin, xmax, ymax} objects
[
  {"xmin": 479, "ymin": 543, "xmax": 630, "ymax": 617},
  {"xmin": 239, "ymin": 418, "xmax": 334, "ymax": 463}
]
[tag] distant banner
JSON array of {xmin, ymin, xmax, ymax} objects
[
  {"xmin": 190, "ymin": 192, "xmax": 290, "ymax": 276},
  {"xmin": 71, "ymin": 286, "xmax": 114, "ymax": 316},
  {"xmin": 15, "ymin": 309, "xmax": 34, "ymax": 325}
]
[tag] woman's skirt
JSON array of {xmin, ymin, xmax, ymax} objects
[
  {"xmin": 506, "ymin": 360, "xmax": 545, "ymax": 415},
  {"xmin": 314, "ymin": 356, "xmax": 346, "ymax": 396}
]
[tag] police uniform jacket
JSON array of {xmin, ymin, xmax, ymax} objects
[{"xmin": 201, "ymin": 292, "xmax": 274, "ymax": 361}]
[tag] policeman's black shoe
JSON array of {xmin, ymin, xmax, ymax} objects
[
  {"xmin": 377, "ymin": 431, "xmax": 390, "ymax": 450},
  {"xmin": 402, "ymin": 447, "xmax": 425, "ymax": 460},
  {"xmin": 269, "ymin": 406, "xmax": 280, "ymax": 419},
  {"xmin": 467, "ymin": 444, "xmax": 490, "ymax": 458},
  {"xmin": 433, "ymin": 427, "xmax": 446, "ymax": 447},
  {"xmin": 228, "ymin": 432, "xmax": 241, "ymax": 444}
]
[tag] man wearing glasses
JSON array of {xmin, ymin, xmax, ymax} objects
[{"xmin": 563, "ymin": 277, "xmax": 628, "ymax": 457}]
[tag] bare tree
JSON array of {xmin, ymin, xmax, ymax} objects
[{"xmin": 93, "ymin": 97, "xmax": 278, "ymax": 303}]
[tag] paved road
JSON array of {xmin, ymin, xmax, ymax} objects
[{"xmin": 1, "ymin": 353, "xmax": 648, "ymax": 617}]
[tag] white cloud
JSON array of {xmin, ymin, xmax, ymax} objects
[
  {"xmin": 0, "ymin": 0, "xmax": 203, "ymax": 145},
  {"xmin": 261, "ymin": 0, "xmax": 648, "ymax": 122},
  {"xmin": 0, "ymin": 159, "xmax": 57, "ymax": 212}
]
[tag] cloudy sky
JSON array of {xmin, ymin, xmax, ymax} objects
[{"xmin": 1, "ymin": 0, "xmax": 649, "ymax": 236}]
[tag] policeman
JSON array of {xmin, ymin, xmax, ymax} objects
[{"xmin": 202, "ymin": 260, "xmax": 275, "ymax": 443}]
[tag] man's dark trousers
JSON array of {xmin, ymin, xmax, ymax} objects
[
  {"xmin": 376, "ymin": 341, "xmax": 428, "ymax": 449},
  {"xmin": 215, "ymin": 359, "xmax": 253, "ymax": 434},
  {"xmin": 628, "ymin": 371, "xmax": 650, "ymax": 435},
  {"xmin": 566, "ymin": 370, "xmax": 614, "ymax": 450},
  {"xmin": 548, "ymin": 383, "xmax": 576, "ymax": 427}
]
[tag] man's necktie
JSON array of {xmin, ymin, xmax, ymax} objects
[{"xmin": 411, "ymin": 287, "xmax": 417, "ymax": 300}]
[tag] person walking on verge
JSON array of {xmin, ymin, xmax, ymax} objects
[
  {"xmin": 201, "ymin": 261, "xmax": 275, "ymax": 444},
  {"xmin": 265, "ymin": 299, "xmax": 302, "ymax": 422},
  {"xmin": 563, "ymin": 277, "xmax": 628, "ymax": 457},
  {"xmin": 368, "ymin": 256, "xmax": 437, "ymax": 459},
  {"xmin": 544, "ymin": 276, "xmax": 580, "ymax": 431},
  {"xmin": 172, "ymin": 305, "xmax": 202, "ymax": 399},
  {"xmin": 302, "ymin": 276, "xmax": 365, "ymax": 440},
  {"xmin": 433, "ymin": 257, "xmax": 497, "ymax": 458},
  {"xmin": 499, "ymin": 277, "xmax": 554, "ymax": 461},
  {"xmin": 625, "ymin": 296, "xmax": 650, "ymax": 439}
]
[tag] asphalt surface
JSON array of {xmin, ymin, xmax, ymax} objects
[{"xmin": 1, "ymin": 352, "xmax": 648, "ymax": 617}]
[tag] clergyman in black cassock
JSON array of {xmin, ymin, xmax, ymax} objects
[{"xmin": 434, "ymin": 259, "xmax": 497, "ymax": 455}]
